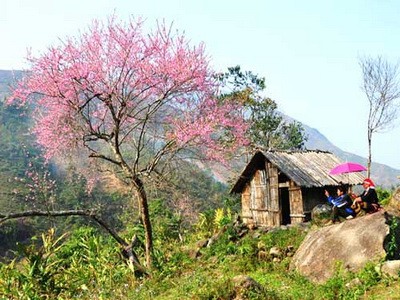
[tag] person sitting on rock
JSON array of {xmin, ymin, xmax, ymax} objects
[
  {"xmin": 324, "ymin": 186, "xmax": 355, "ymax": 223},
  {"xmin": 353, "ymin": 178, "xmax": 380, "ymax": 214}
]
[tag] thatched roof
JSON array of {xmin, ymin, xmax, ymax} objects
[{"xmin": 231, "ymin": 150, "xmax": 365, "ymax": 193}]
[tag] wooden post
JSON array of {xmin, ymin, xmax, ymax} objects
[
  {"xmin": 289, "ymin": 181, "xmax": 304, "ymax": 224},
  {"xmin": 268, "ymin": 163, "xmax": 280, "ymax": 226},
  {"xmin": 241, "ymin": 184, "xmax": 253, "ymax": 225},
  {"xmin": 250, "ymin": 170, "xmax": 267, "ymax": 226}
]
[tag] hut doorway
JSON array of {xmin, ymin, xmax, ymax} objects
[{"xmin": 280, "ymin": 187, "xmax": 291, "ymax": 225}]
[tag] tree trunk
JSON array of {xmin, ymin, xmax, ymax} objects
[
  {"xmin": 132, "ymin": 177, "xmax": 153, "ymax": 269},
  {"xmin": 367, "ymin": 130, "xmax": 372, "ymax": 178}
]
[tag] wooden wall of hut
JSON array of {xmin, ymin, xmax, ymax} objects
[
  {"xmin": 241, "ymin": 184, "xmax": 252, "ymax": 225},
  {"xmin": 239, "ymin": 164, "xmax": 282, "ymax": 227},
  {"xmin": 249, "ymin": 169, "xmax": 268, "ymax": 226},
  {"xmin": 267, "ymin": 162, "xmax": 280, "ymax": 226},
  {"xmin": 288, "ymin": 181, "xmax": 304, "ymax": 224}
]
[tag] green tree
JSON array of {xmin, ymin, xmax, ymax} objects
[{"xmin": 218, "ymin": 66, "xmax": 307, "ymax": 151}]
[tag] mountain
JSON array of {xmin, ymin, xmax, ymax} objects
[
  {"xmin": 1, "ymin": 69, "xmax": 398, "ymax": 188},
  {"xmin": 303, "ymin": 124, "xmax": 399, "ymax": 188},
  {"xmin": 0, "ymin": 70, "xmax": 22, "ymax": 100}
]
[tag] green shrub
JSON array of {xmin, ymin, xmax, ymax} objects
[
  {"xmin": 0, "ymin": 228, "xmax": 66, "ymax": 299},
  {"xmin": 0, "ymin": 226, "xmax": 135, "ymax": 299},
  {"xmin": 376, "ymin": 187, "xmax": 392, "ymax": 206}
]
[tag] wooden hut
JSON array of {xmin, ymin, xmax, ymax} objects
[{"xmin": 231, "ymin": 150, "xmax": 365, "ymax": 227}]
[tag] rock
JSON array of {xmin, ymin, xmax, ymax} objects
[
  {"xmin": 286, "ymin": 245, "xmax": 294, "ymax": 252},
  {"xmin": 345, "ymin": 277, "xmax": 362, "ymax": 289},
  {"xmin": 257, "ymin": 250, "xmax": 268, "ymax": 260},
  {"xmin": 381, "ymin": 260, "xmax": 400, "ymax": 279},
  {"xmin": 269, "ymin": 246, "xmax": 282, "ymax": 257},
  {"xmin": 232, "ymin": 275, "xmax": 264, "ymax": 300},
  {"xmin": 273, "ymin": 257, "xmax": 281, "ymax": 263},
  {"xmin": 285, "ymin": 245, "xmax": 295, "ymax": 257},
  {"xmin": 311, "ymin": 204, "xmax": 333, "ymax": 226},
  {"xmin": 290, "ymin": 211, "xmax": 389, "ymax": 283}
]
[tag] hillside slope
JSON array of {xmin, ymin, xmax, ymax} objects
[{"xmin": 1, "ymin": 69, "xmax": 399, "ymax": 188}]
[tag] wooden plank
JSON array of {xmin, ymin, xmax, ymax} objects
[
  {"xmin": 267, "ymin": 162, "xmax": 281, "ymax": 226},
  {"xmin": 241, "ymin": 184, "xmax": 252, "ymax": 225},
  {"xmin": 289, "ymin": 180, "xmax": 304, "ymax": 224},
  {"xmin": 279, "ymin": 182, "xmax": 290, "ymax": 188}
]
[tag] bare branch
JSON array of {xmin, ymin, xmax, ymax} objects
[
  {"xmin": 0, "ymin": 209, "xmax": 148, "ymax": 276},
  {"xmin": 359, "ymin": 55, "xmax": 400, "ymax": 176}
]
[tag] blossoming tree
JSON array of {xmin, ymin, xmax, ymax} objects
[{"xmin": 8, "ymin": 17, "xmax": 247, "ymax": 270}]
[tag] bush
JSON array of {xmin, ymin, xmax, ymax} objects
[
  {"xmin": 376, "ymin": 187, "xmax": 392, "ymax": 206},
  {"xmin": 0, "ymin": 227, "xmax": 134, "ymax": 299}
]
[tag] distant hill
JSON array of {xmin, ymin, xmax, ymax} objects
[
  {"xmin": 0, "ymin": 70, "xmax": 22, "ymax": 100},
  {"xmin": 303, "ymin": 124, "xmax": 399, "ymax": 188},
  {"xmin": 1, "ymin": 69, "xmax": 398, "ymax": 188}
]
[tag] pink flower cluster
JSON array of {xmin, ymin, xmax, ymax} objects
[{"xmin": 8, "ymin": 16, "xmax": 248, "ymax": 181}]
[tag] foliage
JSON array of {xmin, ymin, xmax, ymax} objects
[
  {"xmin": 213, "ymin": 207, "xmax": 232, "ymax": 229},
  {"xmin": 149, "ymin": 199, "xmax": 183, "ymax": 241},
  {"xmin": 385, "ymin": 215, "xmax": 400, "ymax": 260},
  {"xmin": 9, "ymin": 17, "xmax": 247, "ymax": 185},
  {"xmin": 376, "ymin": 187, "xmax": 392, "ymax": 206},
  {"xmin": 0, "ymin": 228, "xmax": 66, "ymax": 299},
  {"xmin": 0, "ymin": 215, "xmax": 398, "ymax": 299},
  {"xmin": 8, "ymin": 16, "xmax": 249, "ymax": 267},
  {"xmin": 218, "ymin": 65, "xmax": 307, "ymax": 150},
  {"xmin": 0, "ymin": 100, "xmax": 51, "ymax": 254},
  {"xmin": 0, "ymin": 227, "xmax": 134, "ymax": 299},
  {"xmin": 0, "ymin": 100, "xmax": 39, "ymax": 211}
]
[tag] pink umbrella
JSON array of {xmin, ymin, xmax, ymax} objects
[{"xmin": 329, "ymin": 162, "xmax": 367, "ymax": 175}]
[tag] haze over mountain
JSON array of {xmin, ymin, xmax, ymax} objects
[
  {"xmin": 1, "ymin": 69, "xmax": 399, "ymax": 188},
  {"xmin": 303, "ymin": 124, "xmax": 399, "ymax": 188}
]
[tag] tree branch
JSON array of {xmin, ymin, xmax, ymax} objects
[{"xmin": 0, "ymin": 209, "xmax": 148, "ymax": 276}]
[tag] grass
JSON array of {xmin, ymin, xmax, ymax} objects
[{"xmin": 0, "ymin": 214, "xmax": 399, "ymax": 299}]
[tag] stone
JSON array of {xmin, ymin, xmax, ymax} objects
[
  {"xmin": 381, "ymin": 260, "xmax": 400, "ymax": 279},
  {"xmin": 290, "ymin": 211, "xmax": 389, "ymax": 283},
  {"xmin": 311, "ymin": 204, "xmax": 333, "ymax": 226},
  {"xmin": 345, "ymin": 277, "xmax": 362, "ymax": 289},
  {"xmin": 257, "ymin": 250, "xmax": 268, "ymax": 260},
  {"xmin": 269, "ymin": 246, "xmax": 282, "ymax": 257},
  {"xmin": 232, "ymin": 275, "xmax": 264, "ymax": 300}
]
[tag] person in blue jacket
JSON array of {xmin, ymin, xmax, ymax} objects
[{"xmin": 324, "ymin": 186, "xmax": 355, "ymax": 223}]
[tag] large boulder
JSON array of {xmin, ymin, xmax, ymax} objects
[{"xmin": 290, "ymin": 211, "xmax": 390, "ymax": 283}]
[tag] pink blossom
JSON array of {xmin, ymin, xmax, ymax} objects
[{"xmin": 8, "ymin": 16, "xmax": 248, "ymax": 186}]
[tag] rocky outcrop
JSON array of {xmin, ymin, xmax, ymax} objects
[{"xmin": 290, "ymin": 211, "xmax": 390, "ymax": 283}]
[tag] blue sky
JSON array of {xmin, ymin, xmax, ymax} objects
[{"xmin": 1, "ymin": 0, "xmax": 400, "ymax": 169}]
